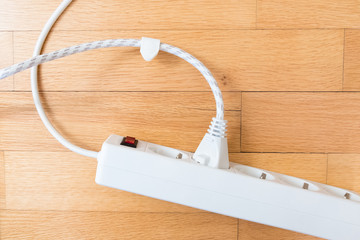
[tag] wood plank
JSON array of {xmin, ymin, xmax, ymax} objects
[
  {"xmin": 4, "ymin": 152, "xmax": 325, "ymax": 212},
  {"xmin": 0, "ymin": 0, "xmax": 256, "ymax": 31},
  {"xmin": 0, "ymin": 32, "xmax": 13, "ymax": 91},
  {"xmin": 4, "ymin": 151, "xmax": 198, "ymax": 212},
  {"xmin": 258, "ymin": 0, "xmax": 360, "ymax": 29},
  {"xmin": 344, "ymin": 30, "xmax": 360, "ymax": 91},
  {"xmin": 4, "ymin": 1, "xmax": 359, "ymax": 239},
  {"xmin": 230, "ymin": 153, "xmax": 327, "ymax": 183},
  {"xmin": 4, "ymin": 152, "xmax": 327, "ymax": 238},
  {"xmin": 0, "ymin": 92, "xmax": 240, "ymax": 153},
  {"xmin": 328, "ymin": 154, "xmax": 360, "ymax": 192},
  {"xmin": 242, "ymin": 92, "xmax": 360, "ymax": 153},
  {"xmin": 0, "ymin": 210, "xmax": 237, "ymax": 240},
  {"xmin": 13, "ymin": 30, "xmax": 343, "ymax": 91},
  {"xmin": 238, "ymin": 220, "xmax": 321, "ymax": 240},
  {"xmin": 0, "ymin": 152, "xmax": 4, "ymax": 209}
]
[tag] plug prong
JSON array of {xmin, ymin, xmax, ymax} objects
[
  {"xmin": 260, "ymin": 173, "xmax": 267, "ymax": 180},
  {"xmin": 344, "ymin": 192, "xmax": 351, "ymax": 199}
]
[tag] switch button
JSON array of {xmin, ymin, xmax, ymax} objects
[{"xmin": 121, "ymin": 136, "xmax": 138, "ymax": 148}]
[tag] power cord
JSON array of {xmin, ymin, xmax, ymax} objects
[{"xmin": 0, "ymin": 0, "xmax": 227, "ymax": 163}]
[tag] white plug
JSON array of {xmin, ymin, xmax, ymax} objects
[{"xmin": 193, "ymin": 118, "xmax": 229, "ymax": 169}]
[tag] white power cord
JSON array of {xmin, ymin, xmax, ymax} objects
[
  {"xmin": 0, "ymin": 0, "xmax": 226, "ymax": 160},
  {"xmin": 31, "ymin": 0, "xmax": 98, "ymax": 158},
  {"xmin": 0, "ymin": 40, "xmax": 225, "ymax": 122}
]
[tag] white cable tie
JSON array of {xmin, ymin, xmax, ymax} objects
[{"xmin": 140, "ymin": 37, "xmax": 160, "ymax": 61}]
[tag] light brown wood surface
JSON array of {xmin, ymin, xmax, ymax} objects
[
  {"xmin": 0, "ymin": 92, "xmax": 241, "ymax": 153},
  {"xmin": 344, "ymin": 30, "xmax": 360, "ymax": 90},
  {"xmin": 257, "ymin": 0, "xmax": 360, "ymax": 29},
  {"xmin": 1, "ymin": 0, "xmax": 360, "ymax": 239},
  {"xmin": 0, "ymin": 0, "xmax": 256, "ymax": 31},
  {"xmin": 0, "ymin": 211, "xmax": 237, "ymax": 240},
  {"xmin": 13, "ymin": 30, "xmax": 343, "ymax": 91},
  {"xmin": 0, "ymin": 33, "xmax": 13, "ymax": 91},
  {"xmin": 0, "ymin": 152, "xmax": 4, "ymax": 210},
  {"xmin": 242, "ymin": 92, "xmax": 360, "ymax": 153},
  {"xmin": 328, "ymin": 154, "xmax": 360, "ymax": 192}
]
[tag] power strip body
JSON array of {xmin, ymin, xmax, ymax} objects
[{"xmin": 96, "ymin": 135, "xmax": 360, "ymax": 239}]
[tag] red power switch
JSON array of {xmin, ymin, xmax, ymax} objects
[{"xmin": 121, "ymin": 136, "xmax": 138, "ymax": 148}]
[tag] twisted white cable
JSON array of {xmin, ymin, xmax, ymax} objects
[
  {"xmin": 0, "ymin": 39, "xmax": 140, "ymax": 78},
  {"xmin": 0, "ymin": 39, "xmax": 225, "ymax": 121},
  {"xmin": 0, "ymin": 0, "xmax": 225, "ymax": 158}
]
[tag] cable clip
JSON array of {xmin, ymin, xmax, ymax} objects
[{"xmin": 140, "ymin": 37, "xmax": 160, "ymax": 61}]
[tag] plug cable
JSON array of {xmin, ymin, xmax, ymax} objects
[{"xmin": 0, "ymin": 0, "xmax": 225, "ymax": 159}]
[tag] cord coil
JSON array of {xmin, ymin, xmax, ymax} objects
[{"xmin": 0, "ymin": 0, "xmax": 226, "ymax": 159}]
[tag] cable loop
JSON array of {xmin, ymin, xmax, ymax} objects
[{"xmin": 0, "ymin": 0, "xmax": 225, "ymax": 158}]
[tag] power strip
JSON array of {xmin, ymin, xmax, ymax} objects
[
  {"xmin": 2, "ymin": 1, "xmax": 360, "ymax": 238},
  {"xmin": 96, "ymin": 135, "xmax": 360, "ymax": 239}
]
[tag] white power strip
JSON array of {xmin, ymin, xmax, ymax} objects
[
  {"xmin": 2, "ymin": 1, "xmax": 360, "ymax": 238},
  {"xmin": 96, "ymin": 135, "xmax": 360, "ymax": 239}
]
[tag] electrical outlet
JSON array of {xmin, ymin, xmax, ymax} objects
[{"xmin": 96, "ymin": 135, "xmax": 360, "ymax": 239}]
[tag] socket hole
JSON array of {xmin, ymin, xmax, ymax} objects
[
  {"xmin": 322, "ymin": 185, "xmax": 360, "ymax": 202},
  {"xmin": 233, "ymin": 165, "xmax": 275, "ymax": 181},
  {"xmin": 147, "ymin": 144, "xmax": 188, "ymax": 160},
  {"xmin": 280, "ymin": 176, "xmax": 319, "ymax": 191}
]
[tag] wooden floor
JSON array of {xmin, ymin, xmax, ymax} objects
[{"xmin": 1, "ymin": 0, "xmax": 360, "ymax": 239}]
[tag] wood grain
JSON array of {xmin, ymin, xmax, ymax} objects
[
  {"xmin": 4, "ymin": 152, "xmax": 325, "ymax": 212},
  {"xmin": 242, "ymin": 92, "xmax": 360, "ymax": 153},
  {"xmin": 344, "ymin": 29, "xmax": 360, "ymax": 91},
  {"xmin": 0, "ymin": 32, "xmax": 13, "ymax": 91},
  {"xmin": 257, "ymin": 0, "xmax": 360, "ymax": 29},
  {"xmin": 328, "ymin": 154, "xmax": 360, "ymax": 192},
  {"xmin": 0, "ymin": 210, "xmax": 237, "ymax": 240},
  {"xmin": 13, "ymin": 30, "xmax": 343, "ymax": 91},
  {"xmin": 0, "ymin": 0, "xmax": 256, "ymax": 31},
  {"xmin": 0, "ymin": 92, "xmax": 241, "ymax": 153},
  {"xmin": 4, "ymin": 151, "xmax": 198, "ymax": 212},
  {"xmin": 238, "ymin": 220, "xmax": 321, "ymax": 240},
  {"xmin": 0, "ymin": 152, "xmax": 4, "ymax": 209},
  {"xmin": 2, "ymin": 0, "xmax": 360, "ymax": 239}
]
